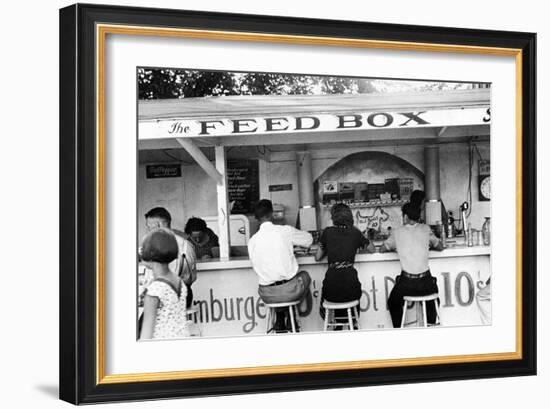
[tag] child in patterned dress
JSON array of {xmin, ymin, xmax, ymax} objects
[{"xmin": 139, "ymin": 228, "xmax": 190, "ymax": 340}]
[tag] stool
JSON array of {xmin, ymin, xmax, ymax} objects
[
  {"xmin": 265, "ymin": 300, "xmax": 301, "ymax": 334},
  {"xmin": 323, "ymin": 300, "xmax": 360, "ymax": 331},
  {"xmin": 186, "ymin": 306, "xmax": 202, "ymax": 337},
  {"xmin": 400, "ymin": 294, "xmax": 441, "ymax": 328}
]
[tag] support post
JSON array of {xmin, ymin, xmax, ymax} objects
[
  {"xmin": 215, "ymin": 146, "xmax": 231, "ymax": 260},
  {"xmin": 296, "ymin": 151, "xmax": 317, "ymax": 231},
  {"xmin": 424, "ymin": 145, "xmax": 442, "ymax": 225},
  {"xmin": 296, "ymin": 151, "xmax": 314, "ymax": 207},
  {"xmin": 175, "ymin": 138, "xmax": 223, "ymax": 185}
]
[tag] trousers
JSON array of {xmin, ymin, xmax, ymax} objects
[
  {"xmin": 387, "ymin": 271, "xmax": 439, "ymax": 328},
  {"xmin": 258, "ymin": 270, "xmax": 311, "ymax": 304}
]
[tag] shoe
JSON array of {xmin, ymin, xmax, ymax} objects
[{"xmin": 273, "ymin": 319, "xmax": 287, "ymax": 332}]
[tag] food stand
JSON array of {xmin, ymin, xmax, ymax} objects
[{"xmin": 138, "ymin": 89, "xmax": 491, "ymax": 336}]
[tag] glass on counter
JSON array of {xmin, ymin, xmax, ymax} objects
[{"xmin": 472, "ymin": 229, "xmax": 480, "ymax": 246}]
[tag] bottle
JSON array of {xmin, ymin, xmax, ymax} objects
[
  {"xmin": 438, "ymin": 221, "xmax": 447, "ymax": 248},
  {"xmin": 447, "ymin": 211, "xmax": 455, "ymax": 238},
  {"xmin": 467, "ymin": 222, "xmax": 474, "ymax": 247},
  {"xmin": 482, "ymin": 217, "xmax": 491, "ymax": 245}
]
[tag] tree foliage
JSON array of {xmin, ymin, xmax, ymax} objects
[
  {"xmin": 138, "ymin": 68, "xmax": 379, "ymax": 99},
  {"xmin": 138, "ymin": 68, "xmax": 476, "ymax": 100}
]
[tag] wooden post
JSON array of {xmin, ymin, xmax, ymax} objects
[
  {"xmin": 175, "ymin": 138, "xmax": 223, "ymax": 185},
  {"xmin": 424, "ymin": 145, "xmax": 442, "ymax": 225},
  {"xmin": 215, "ymin": 146, "xmax": 231, "ymax": 260}
]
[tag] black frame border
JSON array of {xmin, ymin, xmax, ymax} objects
[{"xmin": 59, "ymin": 3, "xmax": 536, "ymax": 404}]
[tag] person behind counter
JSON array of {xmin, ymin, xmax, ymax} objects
[
  {"xmin": 248, "ymin": 199, "xmax": 313, "ymax": 332},
  {"xmin": 410, "ymin": 189, "xmax": 426, "ymax": 212},
  {"xmin": 410, "ymin": 189, "xmax": 448, "ymax": 227},
  {"xmin": 139, "ymin": 228, "xmax": 190, "ymax": 340},
  {"xmin": 315, "ymin": 203, "xmax": 375, "ymax": 324},
  {"xmin": 380, "ymin": 202, "xmax": 444, "ymax": 328},
  {"xmin": 184, "ymin": 217, "xmax": 220, "ymax": 260},
  {"xmin": 144, "ymin": 207, "xmax": 197, "ymax": 308}
]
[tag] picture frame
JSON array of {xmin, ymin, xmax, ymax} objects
[{"xmin": 59, "ymin": 3, "xmax": 536, "ymax": 404}]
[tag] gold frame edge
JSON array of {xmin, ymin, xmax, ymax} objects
[{"xmin": 95, "ymin": 23, "xmax": 524, "ymax": 385}]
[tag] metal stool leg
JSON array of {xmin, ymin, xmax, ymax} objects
[
  {"xmin": 288, "ymin": 305, "xmax": 297, "ymax": 333},
  {"xmin": 323, "ymin": 307, "xmax": 329, "ymax": 331},
  {"xmin": 400, "ymin": 300, "xmax": 408, "ymax": 327},
  {"xmin": 354, "ymin": 306, "xmax": 360, "ymax": 330},
  {"xmin": 266, "ymin": 307, "xmax": 272, "ymax": 334},
  {"xmin": 421, "ymin": 301, "xmax": 428, "ymax": 328},
  {"xmin": 293, "ymin": 305, "xmax": 300, "ymax": 331},
  {"xmin": 434, "ymin": 298, "xmax": 441, "ymax": 326},
  {"xmin": 415, "ymin": 302, "xmax": 422, "ymax": 326},
  {"xmin": 347, "ymin": 307, "xmax": 354, "ymax": 331}
]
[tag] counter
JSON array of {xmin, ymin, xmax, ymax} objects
[{"xmin": 189, "ymin": 245, "xmax": 491, "ymax": 337}]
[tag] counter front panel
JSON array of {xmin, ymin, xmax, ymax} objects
[{"xmin": 189, "ymin": 246, "xmax": 491, "ymax": 337}]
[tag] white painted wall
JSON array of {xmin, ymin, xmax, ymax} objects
[{"xmin": 138, "ymin": 141, "xmax": 491, "ymax": 239}]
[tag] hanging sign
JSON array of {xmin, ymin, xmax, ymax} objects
[
  {"xmin": 139, "ymin": 107, "xmax": 491, "ymax": 140},
  {"xmin": 145, "ymin": 164, "xmax": 181, "ymax": 178}
]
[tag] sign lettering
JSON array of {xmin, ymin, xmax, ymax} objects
[
  {"xmin": 186, "ymin": 270, "xmax": 485, "ymax": 335},
  {"xmin": 139, "ymin": 107, "xmax": 490, "ymax": 140}
]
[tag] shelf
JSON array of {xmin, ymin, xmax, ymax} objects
[{"xmin": 320, "ymin": 199, "xmax": 409, "ymax": 209}]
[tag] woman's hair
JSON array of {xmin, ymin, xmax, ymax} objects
[
  {"xmin": 184, "ymin": 217, "xmax": 208, "ymax": 234},
  {"xmin": 140, "ymin": 228, "xmax": 179, "ymax": 263},
  {"xmin": 410, "ymin": 190, "xmax": 426, "ymax": 207},
  {"xmin": 330, "ymin": 203, "xmax": 354, "ymax": 228}
]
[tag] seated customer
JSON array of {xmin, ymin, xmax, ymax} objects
[
  {"xmin": 315, "ymin": 203, "xmax": 375, "ymax": 322},
  {"xmin": 248, "ymin": 199, "xmax": 313, "ymax": 332},
  {"xmin": 381, "ymin": 203, "xmax": 444, "ymax": 328},
  {"xmin": 184, "ymin": 217, "xmax": 220, "ymax": 260}
]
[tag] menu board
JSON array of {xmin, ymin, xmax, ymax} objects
[{"xmin": 227, "ymin": 159, "xmax": 259, "ymax": 214}]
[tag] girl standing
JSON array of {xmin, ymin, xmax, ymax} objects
[{"xmin": 139, "ymin": 228, "xmax": 190, "ymax": 340}]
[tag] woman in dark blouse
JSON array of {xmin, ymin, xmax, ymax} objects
[
  {"xmin": 315, "ymin": 203, "xmax": 375, "ymax": 320},
  {"xmin": 184, "ymin": 217, "xmax": 220, "ymax": 260}
]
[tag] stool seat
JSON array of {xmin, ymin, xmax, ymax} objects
[
  {"xmin": 322, "ymin": 299, "xmax": 360, "ymax": 331},
  {"xmin": 264, "ymin": 300, "xmax": 301, "ymax": 308},
  {"xmin": 323, "ymin": 300, "xmax": 360, "ymax": 309},
  {"xmin": 403, "ymin": 294, "xmax": 439, "ymax": 302},
  {"xmin": 401, "ymin": 293, "xmax": 441, "ymax": 328},
  {"xmin": 264, "ymin": 300, "xmax": 301, "ymax": 334}
]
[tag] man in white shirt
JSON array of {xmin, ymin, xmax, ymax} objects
[
  {"xmin": 248, "ymin": 199, "xmax": 313, "ymax": 332},
  {"xmin": 381, "ymin": 202, "xmax": 444, "ymax": 327}
]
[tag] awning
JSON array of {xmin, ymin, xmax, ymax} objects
[{"xmin": 138, "ymin": 89, "xmax": 490, "ymax": 142}]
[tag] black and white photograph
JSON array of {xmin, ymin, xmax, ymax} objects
[
  {"xmin": 52, "ymin": 2, "xmax": 537, "ymax": 405},
  {"xmin": 137, "ymin": 68, "xmax": 492, "ymax": 340}
]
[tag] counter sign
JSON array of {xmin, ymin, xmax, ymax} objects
[{"xmin": 146, "ymin": 164, "xmax": 181, "ymax": 179}]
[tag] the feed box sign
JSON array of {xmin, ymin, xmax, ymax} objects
[{"xmin": 140, "ymin": 107, "xmax": 491, "ymax": 140}]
